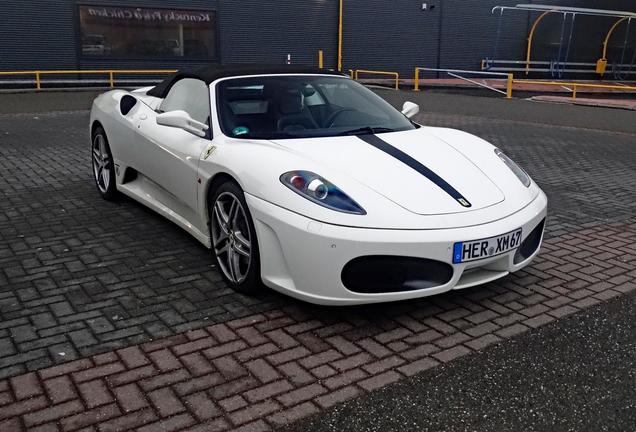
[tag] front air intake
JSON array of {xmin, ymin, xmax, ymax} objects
[
  {"xmin": 514, "ymin": 218, "xmax": 546, "ymax": 264},
  {"xmin": 341, "ymin": 256, "xmax": 453, "ymax": 294}
]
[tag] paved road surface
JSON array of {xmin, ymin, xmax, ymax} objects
[
  {"xmin": 0, "ymin": 88, "xmax": 633, "ymax": 431},
  {"xmin": 283, "ymin": 292, "xmax": 636, "ymax": 432}
]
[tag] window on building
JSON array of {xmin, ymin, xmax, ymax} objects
[{"xmin": 78, "ymin": 5, "xmax": 217, "ymax": 59}]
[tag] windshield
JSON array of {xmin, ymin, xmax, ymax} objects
[{"xmin": 216, "ymin": 75, "xmax": 416, "ymax": 139}]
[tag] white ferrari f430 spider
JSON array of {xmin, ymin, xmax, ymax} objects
[{"xmin": 89, "ymin": 65, "xmax": 547, "ymax": 305}]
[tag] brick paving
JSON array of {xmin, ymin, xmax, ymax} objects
[
  {"xmin": 0, "ymin": 98, "xmax": 635, "ymax": 430},
  {"xmin": 0, "ymin": 222, "xmax": 634, "ymax": 431}
]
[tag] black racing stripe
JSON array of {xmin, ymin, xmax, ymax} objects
[{"xmin": 358, "ymin": 134, "xmax": 472, "ymax": 208}]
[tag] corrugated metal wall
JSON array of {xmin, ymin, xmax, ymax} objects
[
  {"xmin": 340, "ymin": 0, "xmax": 441, "ymax": 77},
  {"xmin": 218, "ymin": 0, "xmax": 338, "ymax": 69},
  {"xmin": 439, "ymin": 0, "xmax": 529, "ymax": 72},
  {"xmin": 1, "ymin": 0, "xmax": 78, "ymax": 70},
  {"xmin": 0, "ymin": 0, "xmax": 633, "ymax": 78},
  {"xmin": 339, "ymin": 0, "xmax": 635, "ymax": 76}
]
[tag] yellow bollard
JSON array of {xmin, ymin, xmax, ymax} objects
[
  {"xmin": 109, "ymin": 71, "xmax": 115, "ymax": 88},
  {"xmin": 35, "ymin": 71, "xmax": 41, "ymax": 90},
  {"xmin": 572, "ymin": 85, "xmax": 577, "ymax": 100},
  {"xmin": 338, "ymin": 0, "xmax": 344, "ymax": 71},
  {"xmin": 414, "ymin": 68, "xmax": 420, "ymax": 91},
  {"xmin": 506, "ymin": 73, "xmax": 513, "ymax": 99},
  {"xmin": 318, "ymin": 50, "xmax": 324, "ymax": 69}
]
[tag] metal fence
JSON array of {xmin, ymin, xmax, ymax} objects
[{"xmin": 0, "ymin": 69, "xmax": 177, "ymax": 90}]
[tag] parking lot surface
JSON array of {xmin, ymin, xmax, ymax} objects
[
  {"xmin": 0, "ymin": 90, "xmax": 634, "ymax": 431},
  {"xmin": 283, "ymin": 292, "xmax": 635, "ymax": 432}
]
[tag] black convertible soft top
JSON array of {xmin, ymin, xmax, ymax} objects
[{"xmin": 147, "ymin": 64, "xmax": 346, "ymax": 99}]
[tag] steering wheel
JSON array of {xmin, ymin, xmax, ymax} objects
[{"xmin": 324, "ymin": 108, "xmax": 356, "ymax": 128}]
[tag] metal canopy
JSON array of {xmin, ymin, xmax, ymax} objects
[
  {"xmin": 485, "ymin": 4, "xmax": 636, "ymax": 79},
  {"xmin": 493, "ymin": 4, "xmax": 636, "ymax": 19}
]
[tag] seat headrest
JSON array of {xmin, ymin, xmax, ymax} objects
[
  {"xmin": 301, "ymin": 86, "xmax": 316, "ymax": 97},
  {"xmin": 280, "ymin": 90, "xmax": 303, "ymax": 114}
]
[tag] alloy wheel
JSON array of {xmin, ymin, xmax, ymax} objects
[
  {"xmin": 211, "ymin": 192, "xmax": 252, "ymax": 283},
  {"xmin": 92, "ymin": 134, "xmax": 111, "ymax": 194}
]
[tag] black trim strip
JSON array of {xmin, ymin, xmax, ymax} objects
[{"xmin": 358, "ymin": 134, "xmax": 471, "ymax": 207}]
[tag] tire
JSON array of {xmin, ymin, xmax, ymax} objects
[
  {"xmin": 209, "ymin": 180, "xmax": 262, "ymax": 294},
  {"xmin": 91, "ymin": 126, "xmax": 118, "ymax": 201}
]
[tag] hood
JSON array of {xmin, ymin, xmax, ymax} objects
[{"xmin": 271, "ymin": 128, "xmax": 505, "ymax": 216}]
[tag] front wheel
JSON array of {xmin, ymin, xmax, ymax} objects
[
  {"xmin": 209, "ymin": 181, "xmax": 262, "ymax": 294},
  {"xmin": 91, "ymin": 126, "xmax": 117, "ymax": 200}
]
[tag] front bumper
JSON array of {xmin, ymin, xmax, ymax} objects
[{"xmin": 246, "ymin": 191, "xmax": 548, "ymax": 305}]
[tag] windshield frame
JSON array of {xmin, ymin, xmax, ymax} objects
[{"xmin": 212, "ymin": 74, "xmax": 416, "ymax": 140}]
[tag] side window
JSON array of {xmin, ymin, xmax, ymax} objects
[{"xmin": 160, "ymin": 78, "xmax": 210, "ymax": 125}]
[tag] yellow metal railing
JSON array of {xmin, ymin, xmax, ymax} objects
[
  {"xmin": 526, "ymin": 10, "xmax": 556, "ymax": 76},
  {"xmin": 353, "ymin": 69, "xmax": 400, "ymax": 90},
  {"xmin": 597, "ymin": 17, "xmax": 629, "ymax": 75},
  {"xmin": 414, "ymin": 67, "xmax": 514, "ymax": 99},
  {"xmin": 0, "ymin": 69, "xmax": 177, "ymax": 90},
  {"xmin": 512, "ymin": 79, "xmax": 636, "ymax": 100}
]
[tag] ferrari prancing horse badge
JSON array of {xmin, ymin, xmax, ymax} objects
[{"xmin": 203, "ymin": 145, "xmax": 217, "ymax": 160}]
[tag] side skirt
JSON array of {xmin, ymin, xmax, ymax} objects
[{"xmin": 118, "ymin": 179, "xmax": 212, "ymax": 249}]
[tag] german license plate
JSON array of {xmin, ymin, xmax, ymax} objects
[{"xmin": 452, "ymin": 228, "xmax": 522, "ymax": 264}]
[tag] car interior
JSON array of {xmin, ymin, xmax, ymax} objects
[
  {"xmin": 219, "ymin": 81, "xmax": 334, "ymax": 136},
  {"xmin": 223, "ymin": 79, "xmax": 392, "ymax": 137},
  {"xmin": 216, "ymin": 76, "xmax": 412, "ymax": 139}
]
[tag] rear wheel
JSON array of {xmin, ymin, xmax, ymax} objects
[
  {"xmin": 91, "ymin": 126, "xmax": 117, "ymax": 200},
  {"xmin": 209, "ymin": 181, "xmax": 262, "ymax": 294}
]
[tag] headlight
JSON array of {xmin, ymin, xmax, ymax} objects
[
  {"xmin": 280, "ymin": 171, "xmax": 366, "ymax": 215},
  {"xmin": 494, "ymin": 149, "xmax": 531, "ymax": 187}
]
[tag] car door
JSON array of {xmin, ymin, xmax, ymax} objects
[{"xmin": 134, "ymin": 78, "xmax": 211, "ymax": 214}]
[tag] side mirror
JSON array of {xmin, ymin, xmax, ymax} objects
[
  {"xmin": 156, "ymin": 110, "xmax": 209, "ymax": 138},
  {"xmin": 120, "ymin": 95, "xmax": 138, "ymax": 116},
  {"xmin": 401, "ymin": 101, "xmax": 420, "ymax": 119}
]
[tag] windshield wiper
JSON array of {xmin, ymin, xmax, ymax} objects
[
  {"xmin": 239, "ymin": 131, "xmax": 297, "ymax": 139},
  {"xmin": 336, "ymin": 126, "xmax": 396, "ymax": 136}
]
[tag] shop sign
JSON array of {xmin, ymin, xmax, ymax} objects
[{"xmin": 84, "ymin": 6, "xmax": 213, "ymax": 24}]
